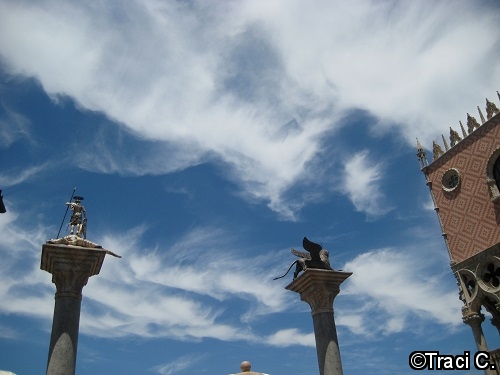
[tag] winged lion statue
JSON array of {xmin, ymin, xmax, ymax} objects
[{"xmin": 273, "ymin": 237, "xmax": 332, "ymax": 280}]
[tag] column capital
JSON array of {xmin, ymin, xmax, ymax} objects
[
  {"xmin": 463, "ymin": 311, "xmax": 485, "ymax": 327},
  {"xmin": 41, "ymin": 243, "xmax": 106, "ymax": 299},
  {"xmin": 286, "ymin": 269, "xmax": 352, "ymax": 315}
]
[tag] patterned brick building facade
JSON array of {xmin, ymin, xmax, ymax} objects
[{"xmin": 419, "ymin": 93, "xmax": 500, "ymax": 372}]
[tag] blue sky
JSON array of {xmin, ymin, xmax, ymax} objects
[{"xmin": 1, "ymin": 1, "xmax": 500, "ymax": 374}]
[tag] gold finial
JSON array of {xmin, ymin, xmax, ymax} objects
[
  {"xmin": 441, "ymin": 134, "xmax": 449, "ymax": 151},
  {"xmin": 459, "ymin": 121, "xmax": 467, "ymax": 138},
  {"xmin": 433, "ymin": 140, "xmax": 444, "ymax": 160},
  {"xmin": 450, "ymin": 127, "xmax": 462, "ymax": 147},
  {"xmin": 486, "ymin": 98, "xmax": 499, "ymax": 120},
  {"xmin": 478, "ymin": 106, "xmax": 486, "ymax": 124},
  {"xmin": 466, "ymin": 113, "xmax": 480, "ymax": 134}
]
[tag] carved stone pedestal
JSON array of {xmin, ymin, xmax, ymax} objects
[
  {"xmin": 41, "ymin": 243, "xmax": 107, "ymax": 375},
  {"xmin": 286, "ymin": 269, "xmax": 352, "ymax": 375}
]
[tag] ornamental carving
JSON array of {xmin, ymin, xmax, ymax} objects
[
  {"xmin": 478, "ymin": 257, "xmax": 500, "ymax": 292},
  {"xmin": 300, "ymin": 289, "xmax": 336, "ymax": 315},
  {"xmin": 458, "ymin": 269, "xmax": 478, "ymax": 302},
  {"xmin": 51, "ymin": 261, "xmax": 93, "ymax": 299},
  {"xmin": 462, "ymin": 311, "xmax": 485, "ymax": 327},
  {"xmin": 432, "ymin": 141, "xmax": 444, "ymax": 161},
  {"xmin": 467, "ymin": 113, "xmax": 480, "ymax": 134},
  {"xmin": 285, "ymin": 269, "xmax": 352, "ymax": 316},
  {"xmin": 41, "ymin": 244, "xmax": 107, "ymax": 299},
  {"xmin": 450, "ymin": 127, "xmax": 462, "ymax": 147},
  {"xmin": 455, "ymin": 253, "xmax": 500, "ymax": 334},
  {"xmin": 486, "ymin": 99, "xmax": 500, "ymax": 120}
]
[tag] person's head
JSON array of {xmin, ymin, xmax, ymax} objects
[
  {"xmin": 73, "ymin": 196, "xmax": 84, "ymax": 204},
  {"xmin": 240, "ymin": 361, "xmax": 251, "ymax": 372}
]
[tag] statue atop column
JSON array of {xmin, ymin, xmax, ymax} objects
[
  {"xmin": 67, "ymin": 196, "xmax": 87, "ymax": 237},
  {"xmin": 281, "ymin": 238, "xmax": 352, "ymax": 375},
  {"xmin": 46, "ymin": 194, "xmax": 120, "ymax": 257},
  {"xmin": 273, "ymin": 237, "xmax": 332, "ymax": 280},
  {"xmin": 41, "ymin": 192, "xmax": 120, "ymax": 375}
]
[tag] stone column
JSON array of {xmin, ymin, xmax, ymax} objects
[
  {"xmin": 41, "ymin": 243, "xmax": 106, "ymax": 375},
  {"xmin": 463, "ymin": 312, "xmax": 488, "ymax": 352},
  {"xmin": 286, "ymin": 269, "xmax": 352, "ymax": 375},
  {"xmin": 463, "ymin": 312, "xmax": 498, "ymax": 375}
]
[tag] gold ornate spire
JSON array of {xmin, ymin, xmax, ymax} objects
[
  {"xmin": 467, "ymin": 113, "xmax": 480, "ymax": 134},
  {"xmin": 486, "ymin": 98, "xmax": 499, "ymax": 120},
  {"xmin": 416, "ymin": 138, "xmax": 428, "ymax": 168},
  {"xmin": 421, "ymin": 91, "xmax": 499, "ymax": 168},
  {"xmin": 433, "ymin": 140, "xmax": 444, "ymax": 160},
  {"xmin": 450, "ymin": 127, "xmax": 462, "ymax": 147}
]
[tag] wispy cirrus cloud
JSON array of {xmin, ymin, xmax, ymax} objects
[
  {"xmin": 0, "ymin": 1, "xmax": 498, "ymax": 218},
  {"xmin": 341, "ymin": 150, "xmax": 391, "ymax": 218},
  {"xmin": 264, "ymin": 328, "xmax": 315, "ymax": 348},
  {"xmin": 0, "ymin": 163, "xmax": 51, "ymax": 187},
  {"xmin": 339, "ymin": 246, "xmax": 461, "ymax": 336},
  {"xmin": 0, "ymin": 102, "xmax": 33, "ymax": 149},
  {"xmin": 79, "ymin": 226, "xmax": 292, "ymax": 341},
  {"xmin": 152, "ymin": 354, "xmax": 206, "ymax": 375}
]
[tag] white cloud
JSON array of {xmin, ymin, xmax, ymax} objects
[
  {"xmin": 0, "ymin": 209, "xmax": 46, "ymax": 255},
  {"xmin": 341, "ymin": 150, "xmax": 390, "ymax": 218},
  {"xmin": 0, "ymin": 163, "xmax": 51, "ymax": 187},
  {"xmin": 264, "ymin": 328, "xmax": 315, "ymax": 347},
  {"xmin": 339, "ymin": 247, "xmax": 462, "ymax": 336},
  {"xmin": 0, "ymin": 102, "xmax": 32, "ymax": 149},
  {"xmin": 0, "ymin": 324, "xmax": 18, "ymax": 340},
  {"xmin": 423, "ymin": 196, "xmax": 435, "ymax": 211},
  {"xmin": 248, "ymin": 0, "xmax": 500, "ymax": 144},
  {"xmin": 96, "ymin": 226, "xmax": 290, "ymax": 310},
  {"xmin": 1, "ymin": 1, "xmax": 497, "ymax": 218},
  {"xmin": 152, "ymin": 354, "xmax": 205, "ymax": 375},
  {"xmin": 77, "ymin": 226, "xmax": 294, "ymax": 341},
  {"xmin": 335, "ymin": 314, "xmax": 366, "ymax": 336}
]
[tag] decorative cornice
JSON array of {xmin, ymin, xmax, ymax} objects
[
  {"xmin": 286, "ymin": 269, "xmax": 352, "ymax": 316},
  {"xmin": 426, "ymin": 112, "xmax": 500, "ymax": 173},
  {"xmin": 41, "ymin": 243, "xmax": 106, "ymax": 299}
]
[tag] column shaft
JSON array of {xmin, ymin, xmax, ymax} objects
[
  {"xmin": 47, "ymin": 297, "xmax": 82, "ymax": 375},
  {"xmin": 312, "ymin": 311, "xmax": 342, "ymax": 375},
  {"xmin": 286, "ymin": 269, "xmax": 352, "ymax": 375}
]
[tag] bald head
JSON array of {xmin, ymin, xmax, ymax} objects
[{"xmin": 240, "ymin": 361, "xmax": 251, "ymax": 372}]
